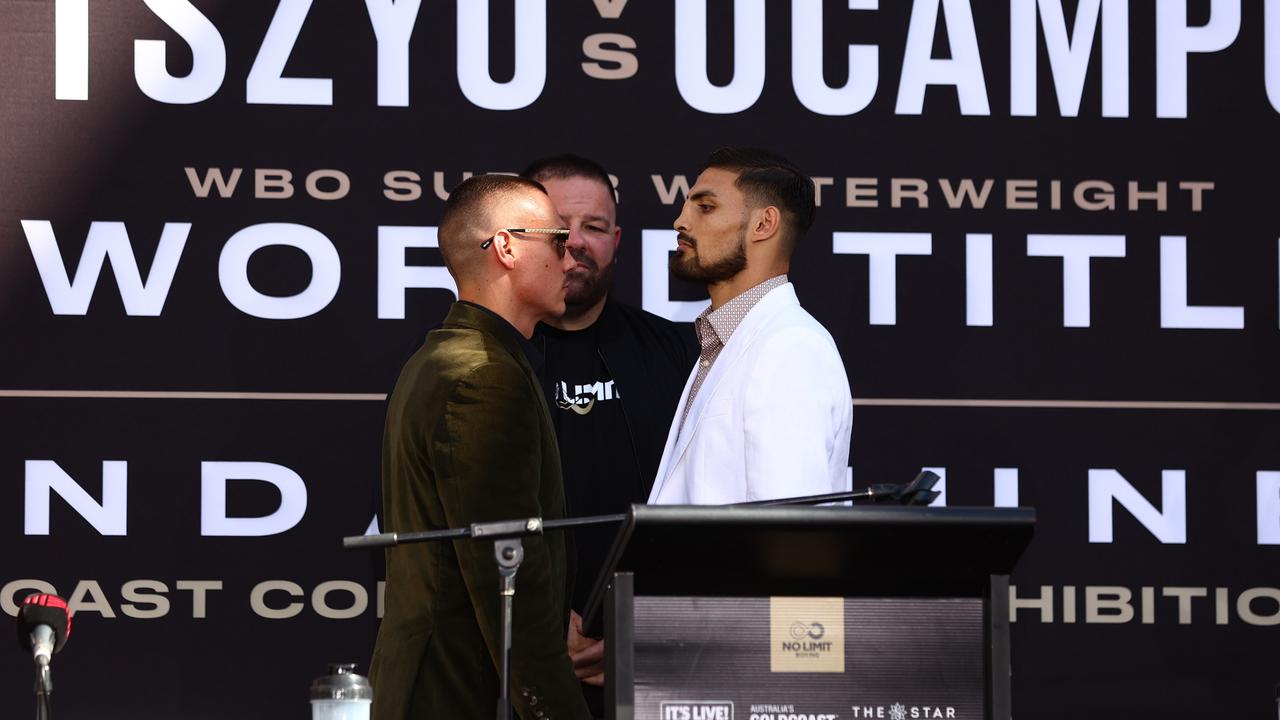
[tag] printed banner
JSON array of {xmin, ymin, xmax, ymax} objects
[{"xmin": 2, "ymin": 2, "xmax": 1277, "ymax": 717}]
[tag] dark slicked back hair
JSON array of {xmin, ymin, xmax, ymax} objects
[
  {"xmin": 520, "ymin": 153, "xmax": 617, "ymax": 207},
  {"xmin": 703, "ymin": 147, "xmax": 816, "ymax": 245},
  {"xmin": 438, "ymin": 173, "xmax": 547, "ymax": 277}
]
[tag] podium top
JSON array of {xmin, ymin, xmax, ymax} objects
[{"xmin": 583, "ymin": 504, "xmax": 1034, "ymax": 628}]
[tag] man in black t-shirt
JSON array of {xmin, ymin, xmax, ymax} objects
[{"xmin": 523, "ymin": 155, "xmax": 697, "ymax": 710}]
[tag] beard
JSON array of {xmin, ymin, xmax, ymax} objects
[
  {"xmin": 564, "ymin": 247, "xmax": 614, "ymax": 313},
  {"xmin": 668, "ymin": 230, "xmax": 748, "ymax": 284}
]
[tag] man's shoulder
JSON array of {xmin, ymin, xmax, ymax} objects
[
  {"xmin": 775, "ymin": 304, "xmax": 840, "ymax": 342},
  {"xmin": 396, "ymin": 326, "xmax": 523, "ymax": 397},
  {"xmin": 747, "ymin": 293, "xmax": 842, "ymax": 359}
]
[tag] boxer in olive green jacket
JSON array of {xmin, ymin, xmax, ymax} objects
[{"xmin": 370, "ymin": 175, "xmax": 590, "ymax": 720}]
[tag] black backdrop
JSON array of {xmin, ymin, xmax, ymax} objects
[{"xmin": 1, "ymin": 1, "xmax": 1277, "ymax": 718}]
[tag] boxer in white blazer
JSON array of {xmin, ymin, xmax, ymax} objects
[{"xmin": 648, "ymin": 148, "xmax": 853, "ymax": 505}]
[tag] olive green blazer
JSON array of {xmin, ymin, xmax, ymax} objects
[{"xmin": 370, "ymin": 302, "xmax": 590, "ymax": 720}]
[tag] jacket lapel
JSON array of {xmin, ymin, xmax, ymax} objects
[
  {"xmin": 648, "ymin": 365, "xmax": 698, "ymax": 499},
  {"xmin": 651, "ymin": 284, "xmax": 800, "ymax": 497}
]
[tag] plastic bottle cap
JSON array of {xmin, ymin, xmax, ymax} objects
[{"xmin": 310, "ymin": 663, "xmax": 373, "ymax": 701}]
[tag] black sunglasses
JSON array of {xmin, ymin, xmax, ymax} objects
[{"xmin": 481, "ymin": 228, "xmax": 570, "ymax": 258}]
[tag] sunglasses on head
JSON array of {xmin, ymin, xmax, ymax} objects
[{"xmin": 481, "ymin": 228, "xmax": 570, "ymax": 258}]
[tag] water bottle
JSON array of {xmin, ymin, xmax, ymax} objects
[{"xmin": 310, "ymin": 663, "xmax": 372, "ymax": 720}]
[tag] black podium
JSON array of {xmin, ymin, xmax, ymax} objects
[{"xmin": 583, "ymin": 505, "xmax": 1035, "ymax": 720}]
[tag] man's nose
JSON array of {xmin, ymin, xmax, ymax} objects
[
  {"xmin": 673, "ymin": 206, "xmax": 689, "ymax": 232},
  {"xmin": 565, "ymin": 225, "xmax": 589, "ymax": 251}
]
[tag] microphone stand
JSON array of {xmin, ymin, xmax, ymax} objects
[
  {"xmin": 737, "ymin": 470, "xmax": 941, "ymax": 508},
  {"xmin": 34, "ymin": 661, "xmax": 51, "ymax": 720},
  {"xmin": 345, "ymin": 514, "xmax": 625, "ymax": 720},
  {"xmin": 340, "ymin": 470, "xmax": 939, "ymax": 720}
]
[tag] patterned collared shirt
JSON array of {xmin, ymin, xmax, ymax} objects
[{"xmin": 678, "ymin": 274, "xmax": 790, "ymax": 433}]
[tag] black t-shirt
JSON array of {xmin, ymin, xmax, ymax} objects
[{"xmin": 539, "ymin": 322, "xmax": 646, "ymax": 612}]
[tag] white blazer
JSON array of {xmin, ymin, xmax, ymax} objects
[{"xmin": 647, "ymin": 283, "xmax": 853, "ymax": 505}]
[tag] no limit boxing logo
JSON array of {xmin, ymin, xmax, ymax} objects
[
  {"xmin": 789, "ymin": 621, "xmax": 825, "ymax": 640},
  {"xmin": 771, "ymin": 598, "xmax": 844, "ymax": 673}
]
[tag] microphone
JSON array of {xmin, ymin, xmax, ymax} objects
[{"xmin": 16, "ymin": 594, "xmax": 71, "ymax": 667}]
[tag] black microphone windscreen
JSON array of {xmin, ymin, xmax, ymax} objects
[{"xmin": 16, "ymin": 594, "xmax": 71, "ymax": 653}]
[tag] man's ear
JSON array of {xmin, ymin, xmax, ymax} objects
[
  {"xmin": 749, "ymin": 206, "xmax": 783, "ymax": 244},
  {"xmin": 612, "ymin": 225, "xmax": 622, "ymax": 253},
  {"xmin": 492, "ymin": 231, "xmax": 518, "ymax": 270}
]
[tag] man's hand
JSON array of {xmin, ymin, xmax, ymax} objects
[{"xmin": 567, "ymin": 610, "xmax": 605, "ymax": 687}]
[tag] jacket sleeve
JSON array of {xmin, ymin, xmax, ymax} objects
[
  {"xmin": 742, "ymin": 328, "xmax": 853, "ymax": 501},
  {"xmin": 434, "ymin": 361, "xmax": 590, "ymax": 720}
]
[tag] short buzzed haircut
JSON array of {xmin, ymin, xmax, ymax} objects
[
  {"xmin": 703, "ymin": 147, "xmax": 816, "ymax": 244},
  {"xmin": 520, "ymin": 154, "xmax": 617, "ymax": 207},
  {"xmin": 438, "ymin": 174, "xmax": 547, "ymax": 278}
]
